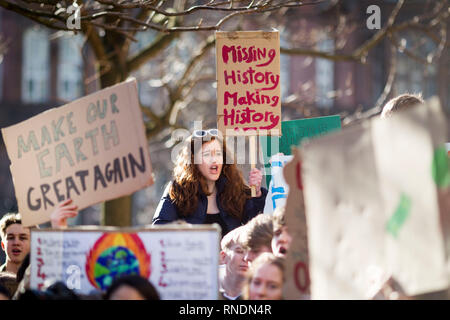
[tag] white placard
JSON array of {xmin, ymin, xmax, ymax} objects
[
  {"xmin": 30, "ymin": 226, "xmax": 220, "ymax": 300},
  {"xmin": 263, "ymin": 154, "xmax": 293, "ymax": 214}
]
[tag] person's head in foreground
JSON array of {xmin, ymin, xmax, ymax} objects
[
  {"xmin": 380, "ymin": 93, "xmax": 424, "ymax": 118},
  {"xmin": 219, "ymin": 225, "xmax": 248, "ymax": 299},
  {"xmin": 104, "ymin": 275, "xmax": 160, "ymax": 300},
  {"xmin": 0, "ymin": 283, "xmax": 11, "ymax": 300},
  {"xmin": 242, "ymin": 252, "xmax": 284, "ymax": 300},
  {"xmin": 0, "ymin": 272, "xmax": 17, "ymax": 299},
  {"xmin": 242, "ymin": 214, "xmax": 273, "ymax": 263},
  {"xmin": 17, "ymin": 282, "xmax": 79, "ymax": 300},
  {"xmin": 271, "ymin": 206, "xmax": 292, "ymax": 258},
  {"xmin": 0, "ymin": 213, "xmax": 30, "ymax": 274}
]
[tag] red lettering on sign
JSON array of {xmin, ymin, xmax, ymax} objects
[
  {"xmin": 37, "ymin": 257, "xmax": 46, "ymax": 281},
  {"xmin": 296, "ymin": 161, "xmax": 303, "ymax": 190},
  {"xmin": 224, "ymin": 91, "xmax": 279, "ymax": 108},
  {"xmin": 294, "ymin": 261, "xmax": 310, "ymax": 293},
  {"xmin": 223, "ymin": 107, "xmax": 280, "ymax": 131},
  {"xmin": 221, "ymin": 45, "xmax": 276, "ymax": 67},
  {"xmin": 159, "ymin": 246, "xmax": 168, "ymax": 287}
]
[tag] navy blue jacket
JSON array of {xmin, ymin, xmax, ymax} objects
[{"xmin": 152, "ymin": 176, "xmax": 267, "ymax": 234}]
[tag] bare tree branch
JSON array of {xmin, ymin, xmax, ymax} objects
[
  {"xmin": 127, "ymin": 32, "xmax": 179, "ymax": 73},
  {"xmin": 281, "ymin": 0, "xmax": 448, "ymax": 65}
]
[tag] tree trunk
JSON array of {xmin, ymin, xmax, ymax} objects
[
  {"xmin": 102, "ymin": 195, "xmax": 132, "ymax": 226},
  {"xmin": 99, "ymin": 64, "xmax": 132, "ymax": 227}
]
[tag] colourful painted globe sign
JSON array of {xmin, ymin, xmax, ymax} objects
[{"xmin": 85, "ymin": 233, "xmax": 151, "ymax": 290}]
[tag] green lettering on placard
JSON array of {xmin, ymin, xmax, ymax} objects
[
  {"xmin": 432, "ymin": 146, "xmax": 450, "ymax": 189},
  {"xmin": 67, "ymin": 112, "xmax": 77, "ymax": 134},
  {"xmin": 36, "ymin": 148, "xmax": 52, "ymax": 178},
  {"xmin": 87, "ymin": 103, "xmax": 97, "ymax": 124},
  {"xmin": 97, "ymin": 100, "xmax": 107, "ymax": 119},
  {"xmin": 51, "ymin": 116, "xmax": 65, "ymax": 142},
  {"xmin": 73, "ymin": 137, "xmax": 87, "ymax": 162},
  {"xmin": 17, "ymin": 131, "xmax": 39, "ymax": 158},
  {"xmin": 85, "ymin": 128, "xmax": 99, "ymax": 155},
  {"xmin": 101, "ymin": 120, "xmax": 120, "ymax": 150},
  {"xmin": 386, "ymin": 193, "xmax": 412, "ymax": 238},
  {"xmin": 55, "ymin": 142, "xmax": 75, "ymax": 173},
  {"xmin": 40, "ymin": 126, "xmax": 52, "ymax": 147},
  {"xmin": 110, "ymin": 93, "xmax": 119, "ymax": 113}
]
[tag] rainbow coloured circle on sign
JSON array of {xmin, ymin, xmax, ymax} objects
[{"xmin": 85, "ymin": 233, "xmax": 151, "ymax": 291}]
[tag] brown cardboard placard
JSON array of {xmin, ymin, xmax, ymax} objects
[
  {"xmin": 281, "ymin": 148, "xmax": 310, "ymax": 299},
  {"xmin": 301, "ymin": 97, "xmax": 449, "ymax": 299},
  {"xmin": 2, "ymin": 79, "xmax": 154, "ymax": 226},
  {"xmin": 216, "ymin": 31, "xmax": 281, "ymax": 136}
]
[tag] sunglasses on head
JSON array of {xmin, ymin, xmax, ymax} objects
[{"xmin": 192, "ymin": 129, "xmax": 220, "ymax": 138}]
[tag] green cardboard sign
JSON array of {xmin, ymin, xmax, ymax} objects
[{"xmin": 260, "ymin": 115, "xmax": 341, "ymax": 186}]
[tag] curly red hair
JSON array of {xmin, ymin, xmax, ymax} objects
[{"xmin": 169, "ymin": 135, "xmax": 251, "ymax": 220}]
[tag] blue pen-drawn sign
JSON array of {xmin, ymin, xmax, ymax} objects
[{"xmin": 263, "ymin": 155, "xmax": 293, "ymax": 214}]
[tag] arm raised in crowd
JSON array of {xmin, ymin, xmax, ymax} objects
[
  {"xmin": 50, "ymin": 199, "xmax": 78, "ymax": 229},
  {"xmin": 244, "ymin": 168, "xmax": 268, "ymax": 223},
  {"xmin": 248, "ymin": 168, "xmax": 263, "ymax": 198}
]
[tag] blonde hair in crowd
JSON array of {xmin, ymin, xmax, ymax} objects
[
  {"xmin": 272, "ymin": 206, "xmax": 286, "ymax": 232},
  {"xmin": 0, "ymin": 213, "xmax": 22, "ymax": 241},
  {"xmin": 242, "ymin": 252, "xmax": 285, "ymax": 300},
  {"xmin": 241, "ymin": 214, "xmax": 273, "ymax": 251},
  {"xmin": 221, "ymin": 225, "xmax": 246, "ymax": 251}
]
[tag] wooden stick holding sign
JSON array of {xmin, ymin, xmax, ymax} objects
[
  {"xmin": 215, "ymin": 31, "xmax": 282, "ymax": 197},
  {"xmin": 249, "ymin": 135, "xmax": 257, "ymax": 197}
]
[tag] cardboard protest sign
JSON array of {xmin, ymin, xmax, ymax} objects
[
  {"xmin": 263, "ymin": 154, "xmax": 293, "ymax": 214},
  {"xmin": 216, "ymin": 31, "xmax": 281, "ymax": 136},
  {"xmin": 260, "ymin": 115, "xmax": 341, "ymax": 186},
  {"xmin": 281, "ymin": 149, "xmax": 310, "ymax": 299},
  {"xmin": 30, "ymin": 225, "xmax": 220, "ymax": 300},
  {"xmin": 302, "ymin": 97, "xmax": 449, "ymax": 299},
  {"xmin": 1, "ymin": 79, "xmax": 153, "ymax": 226}
]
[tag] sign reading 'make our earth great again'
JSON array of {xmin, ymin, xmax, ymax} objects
[{"xmin": 1, "ymin": 79, "xmax": 153, "ymax": 226}]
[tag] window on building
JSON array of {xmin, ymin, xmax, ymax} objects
[
  {"xmin": 394, "ymin": 34, "xmax": 437, "ymax": 99},
  {"xmin": 315, "ymin": 34, "xmax": 335, "ymax": 108},
  {"xmin": 22, "ymin": 27, "xmax": 50, "ymax": 103},
  {"xmin": 58, "ymin": 33, "xmax": 84, "ymax": 101},
  {"xmin": 280, "ymin": 33, "xmax": 291, "ymax": 99}
]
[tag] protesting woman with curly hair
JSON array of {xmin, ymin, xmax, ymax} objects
[{"xmin": 152, "ymin": 129, "xmax": 267, "ymax": 237}]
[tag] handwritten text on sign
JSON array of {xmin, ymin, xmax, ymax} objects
[
  {"xmin": 282, "ymin": 149, "xmax": 311, "ymax": 299},
  {"xmin": 263, "ymin": 155, "xmax": 293, "ymax": 214},
  {"xmin": 1, "ymin": 79, "xmax": 153, "ymax": 226},
  {"xmin": 30, "ymin": 227, "xmax": 220, "ymax": 300},
  {"xmin": 216, "ymin": 31, "xmax": 281, "ymax": 135}
]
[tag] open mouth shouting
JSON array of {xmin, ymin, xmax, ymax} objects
[
  {"xmin": 210, "ymin": 165, "xmax": 219, "ymax": 175},
  {"xmin": 11, "ymin": 248, "xmax": 22, "ymax": 256},
  {"xmin": 277, "ymin": 246, "xmax": 287, "ymax": 256}
]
